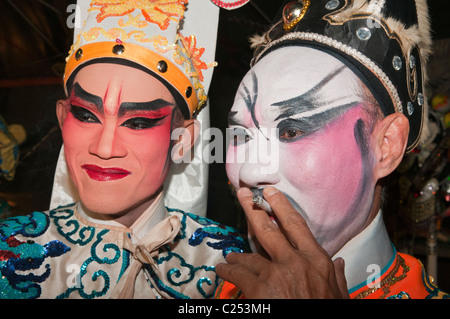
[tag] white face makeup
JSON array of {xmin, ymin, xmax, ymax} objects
[{"xmin": 226, "ymin": 46, "xmax": 379, "ymax": 255}]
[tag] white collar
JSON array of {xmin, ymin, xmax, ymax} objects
[
  {"xmin": 333, "ymin": 210, "xmax": 395, "ymax": 293},
  {"xmin": 129, "ymin": 193, "xmax": 168, "ymax": 241},
  {"xmin": 76, "ymin": 192, "xmax": 168, "ymax": 242}
]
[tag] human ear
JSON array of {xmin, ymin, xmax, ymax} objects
[
  {"xmin": 171, "ymin": 119, "xmax": 200, "ymax": 162},
  {"xmin": 56, "ymin": 99, "xmax": 69, "ymax": 129},
  {"xmin": 372, "ymin": 113, "xmax": 409, "ymax": 180}
]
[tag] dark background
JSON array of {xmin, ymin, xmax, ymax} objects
[{"xmin": 0, "ymin": 0, "xmax": 449, "ymax": 292}]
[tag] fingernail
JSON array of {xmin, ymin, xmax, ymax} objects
[
  {"xmin": 237, "ymin": 187, "xmax": 253, "ymax": 197},
  {"xmin": 263, "ymin": 186, "xmax": 279, "ymax": 197},
  {"xmin": 335, "ymin": 257, "xmax": 345, "ymax": 268}
]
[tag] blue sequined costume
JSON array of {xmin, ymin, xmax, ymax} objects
[{"xmin": 0, "ymin": 201, "xmax": 246, "ymax": 299}]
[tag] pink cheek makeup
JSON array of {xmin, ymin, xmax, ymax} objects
[{"xmin": 81, "ymin": 164, "xmax": 131, "ymax": 181}]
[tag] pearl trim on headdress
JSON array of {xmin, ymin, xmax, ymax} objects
[{"xmin": 253, "ymin": 31, "xmax": 404, "ymax": 115}]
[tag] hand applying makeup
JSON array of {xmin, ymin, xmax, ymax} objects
[{"xmin": 215, "ymin": 186, "xmax": 349, "ymax": 299}]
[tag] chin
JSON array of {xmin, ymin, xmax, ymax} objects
[
  {"xmin": 79, "ymin": 188, "xmax": 160, "ymax": 218},
  {"xmin": 77, "ymin": 187, "xmax": 131, "ymax": 214},
  {"xmin": 80, "ymin": 198, "xmax": 126, "ymax": 216}
]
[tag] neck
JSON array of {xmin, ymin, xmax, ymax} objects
[
  {"xmin": 333, "ymin": 206, "xmax": 394, "ymax": 292},
  {"xmin": 110, "ymin": 198, "xmax": 157, "ymax": 228},
  {"xmin": 77, "ymin": 191, "xmax": 168, "ymax": 242},
  {"xmin": 362, "ymin": 183, "xmax": 383, "ymax": 230},
  {"xmin": 80, "ymin": 188, "xmax": 163, "ymax": 228}
]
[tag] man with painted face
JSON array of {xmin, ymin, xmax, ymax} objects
[
  {"xmin": 215, "ymin": 0, "xmax": 449, "ymax": 299},
  {"xmin": 0, "ymin": 1, "xmax": 246, "ymax": 299}
]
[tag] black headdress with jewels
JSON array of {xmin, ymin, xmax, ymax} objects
[{"xmin": 251, "ymin": 0, "xmax": 432, "ymax": 152}]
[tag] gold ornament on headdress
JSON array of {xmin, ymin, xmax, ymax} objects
[{"xmin": 282, "ymin": 0, "xmax": 310, "ymax": 31}]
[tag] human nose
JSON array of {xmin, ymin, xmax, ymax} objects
[
  {"xmin": 89, "ymin": 120, "xmax": 127, "ymax": 159},
  {"xmin": 238, "ymin": 161, "xmax": 281, "ymax": 188},
  {"xmin": 237, "ymin": 135, "xmax": 281, "ymax": 188}
]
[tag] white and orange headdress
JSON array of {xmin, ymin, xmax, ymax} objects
[{"xmin": 64, "ymin": 0, "xmax": 220, "ymax": 118}]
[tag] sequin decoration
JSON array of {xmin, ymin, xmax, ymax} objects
[
  {"xmin": 138, "ymin": 208, "xmax": 248, "ymax": 298},
  {"xmin": 57, "ymin": 229, "xmax": 121, "ymax": 299},
  {"xmin": 187, "ymin": 213, "xmax": 246, "ymax": 258},
  {"xmin": 178, "ymin": 35, "xmax": 209, "ymax": 82},
  {"xmin": 387, "ymin": 291, "xmax": 410, "ymax": 299},
  {"xmin": 0, "ymin": 212, "xmax": 70, "ymax": 299},
  {"xmin": 145, "ymin": 250, "xmax": 219, "ymax": 299},
  {"xmin": 49, "ymin": 205, "xmax": 95, "ymax": 246},
  {"xmin": 117, "ymin": 13, "xmax": 149, "ymax": 28},
  {"xmin": 90, "ymin": 0, "xmax": 188, "ymax": 30},
  {"xmin": 0, "ymin": 203, "xmax": 248, "ymax": 299},
  {"xmin": 1, "ymin": 211, "xmax": 50, "ymax": 238},
  {"xmin": 420, "ymin": 260, "xmax": 450, "ymax": 299},
  {"xmin": 50, "ymin": 204, "xmax": 122, "ymax": 298},
  {"xmin": 172, "ymin": 34, "xmax": 216, "ymax": 111}
]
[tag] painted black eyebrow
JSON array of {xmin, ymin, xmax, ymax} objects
[
  {"xmin": 72, "ymin": 82, "xmax": 104, "ymax": 113},
  {"xmin": 276, "ymin": 101, "xmax": 359, "ymax": 134},
  {"xmin": 272, "ymin": 66, "xmax": 347, "ymax": 121},
  {"xmin": 72, "ymin": 82, "xmax": 173, "ymax": 116},
  {"xmin": 118, "ymin": 99, "xmax": 174, "ymax": 117}
]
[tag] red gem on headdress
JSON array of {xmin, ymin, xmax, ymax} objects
[{"xmin": 211, "ymin": 0, "xmax": 250, "ymax": 9}]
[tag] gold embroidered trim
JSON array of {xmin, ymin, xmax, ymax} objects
[{"xmin": 354, "ymin": 255, "xmax": 410, "ymax": 299}]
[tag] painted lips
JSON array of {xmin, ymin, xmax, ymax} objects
[{"xmin": 81, "ymin": 164, "xmax": 131, "ymax": 181}]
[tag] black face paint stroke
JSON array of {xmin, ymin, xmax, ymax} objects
[
  {"xmin": 239, "ymin": 72, "xmax": 269, "ymax": 140},
  {"xmin": 73, "ymin": 83, "xmax": 104, "ymax": 113},
  {"xmin": 347, "ymin": 118, "xmax": 374, "ymax": 219},
  {"xmin": 118, "ymin": 99, "xmax": 174, "ymax": 117},
  {"xmin": 240, "ymin": 71, "xmax": 259, "ymax": 130},
  {"xmin": 272, "ymin": 66, "xmax": 348, "ymax": 121},
  {"xmin": 276, "ymin": 101, "xmax": 359, "ymax": 141},
  {"xmin": 72, "ymin": 83, "xmax": 173, "ymax": 117}
]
